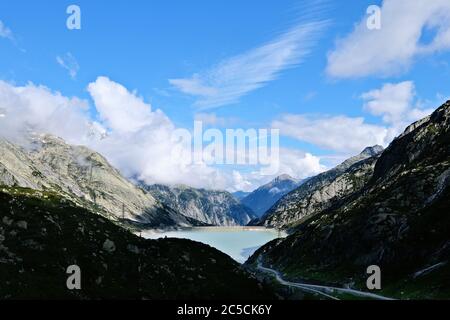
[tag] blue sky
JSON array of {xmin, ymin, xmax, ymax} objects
[{"xmin": 1, "ymin": 0, "xmax": 450, "ymax": 191}]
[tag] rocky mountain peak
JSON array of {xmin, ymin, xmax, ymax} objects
[
  {"xmin": 0, "ymin": 134, "xmax": 199, "ymax": 228},
  {"xmin": 360, "ymin": 145, "xmax": 384, "ymax": 157},
  {"xmin": 259, "ymin": 145, "xmax": 384, "ymax": 228},
  {"xmin": 248, "ymin": 100, "xmax": 450, "ymax": 299},
  {"xmin": 241, "ymin": 174, "xmax": 303, "ymax": 217},
  {"xmin": 372, "ymin": 100, "xmax": 450, "ymax": 183},
  {"xmin": 143, "ymin": 183, "xmax": 256, "ymax": 226},
  {"xmin": 273, "ymin": 174, "xmax": 296, "ymax": 183}
]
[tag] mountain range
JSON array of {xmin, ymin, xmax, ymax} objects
[
  {"xmin": 247, "ymin": 101, "xmax": 450, "ymax": 299},
  {"xmin": 0, "ymin": 134, "xmax": 256, "ymax": 229},
  {"xmin": 2, "ymin": 100, "xmax": 450, "ymax": 299},
  {"xmin": 0, "ymin": 134, "xmax": 204, "ymax": 229},
  {"xmin": 240, "ymin": 174, "xmax": 303, "ymax": 217},
  {"xmin": 232, "ymin": 191, "xmax": 250, "ymax": 200},
  {"xmin": 143, "ymin": 184, "xmax": 256, "ymax": 226},
  {"xmin": 257, "ymin": 145, "xmax": 384, "ymax": 228}
]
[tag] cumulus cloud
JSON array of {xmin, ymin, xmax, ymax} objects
[
  {"xmin": 275, "ymin": 148, "xmax": 325, "ymax": 179},
  {"xmin": 0, "ymin": 76, "xmax": 437, "ymax": 190},
  {"xmin": 226, "ymin": 148, "xmax": 325, "ymax": 192},
  {"xmin": 361, "ymin": 81, "xmax": 434, "ymax": 144},
  {"xmin": 273, "ymin": 81, "xmax": 434, "ymax": 154},
  {"xmin": 86, "ymin": 78, "xmax": 325, "ymax": 189},
  {"xmin": 273, "ymin": 114, "xmax": 388, "ymax": 153},
  {"xmin": 361, "ymin": 81, "xmax": 433, "ymax": 126},
  {"xmin": 56, "ymin": 53, "xmax": 80, "ymax": 79},
  {"xmin": 87, "ymin": 77, "xmax": 171, "ymax": 134},
  {"xmin": 0, "ymin": 77, "xmax": 324, "ymax": 191},
  {"xmin": 0, "ymin": 78, "xmax": 230, "ymax": 189},
  {"xmin": 327, "ymin": 0, "xmax": 450, "ymax": 78},
  {"xmin": 0, "ymin": 80, "xmax": 91, "ymax": 145},
  {"xmin": 86, "ymin": 77, "xmax": 232, "ymax": 189},
  {"xmin": 170, "ymin": 10, "xmax": 329, "ymax": 109},
  {"xmin": 362, "ymin": 81, "xmax": 415, "ymax": 124}
]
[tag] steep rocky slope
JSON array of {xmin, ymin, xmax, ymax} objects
[
  {"xmin": 248, "ymin": 101, "xmax": 450, "ymax": 299},
  {"xmin": 143, "ymin": 184, "xmax": 256, "ymax": 226},
  {"xmin": 0, "ymin": 135, "xmax": 199, "ymax": 228},
  {"xmin": 259, "ymin": 146, "xmax": 384, "ymax": 228},
  {"xmin": 0, "ymin": 187, "xmax": 273, "ymax": 299},
  {"xmin": 241, "ymin": 174, "xmax": 303, "ymax": 217},
  {"xmin": 232, "ymin": 191, "xmax": 250, "ymax": 200}
]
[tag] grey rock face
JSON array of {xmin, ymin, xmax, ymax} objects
[
  {"xmin": 0, "ymin": 134, "xmax": 196, "ymax": 228},
  {"xmin": 259, "ymin": 146, "xmax": 384, "ymax": 228},
  {"xmin": 241, "ymin": 174, "xmax": 303, "ymax": 217},
  {"xmin": 143, "ymin": 184, "xmax": 257, "ymax": 226}
]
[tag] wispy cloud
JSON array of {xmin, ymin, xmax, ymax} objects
[
  {"xmin": 56, "ymin": 52, "xmax": 80, "ymax": 79},
  {"xmin": 170, "ymin": 3, "xmax": 329, "ymax": 110},
  {"xmin": 0, "ymin": 20, "xmax": 14, "ymax": 41},
  {"xmin": 0, "ymin": 20, "xmax": 26, "ymax": 52}
]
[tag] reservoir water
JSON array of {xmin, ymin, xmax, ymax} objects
[{"xmin": 142, "ymin": 227, "xmax": 286, "ymax": 263}]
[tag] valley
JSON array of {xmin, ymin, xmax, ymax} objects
[
  {"xmin": 1, "ymin": 101, "xmax": 449, "ymax": 300},
  {"xmin": 0, "ymin": 186, "xmax": 274, "ymax": 299},
  {"xmin": 142, "ymin": 226, "xmax": 286, "ymax": 263}
]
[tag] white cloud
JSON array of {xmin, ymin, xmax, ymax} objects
[
  {"xmin": 87, "ymin": 77, "xmax": 171, "ymax": 134},
  {"xmin": 0, "ymin": 77, "xmax": 330, "ymax": 191},
  {"xmin": 0, "ymin": 20, "xmax": 13, "ymax": 40},
  {"xmin": 276, "ymin": 148, "xmax": 325, "ymax": 179},
  {"xmin": 361, "ymin": 81, "xmax": 434, "ymax": 144},
  {"xmin": 227, "ymin": 148, "xmax": 326, "ymax": 192},
  {"xmin": 86, "ymin": 77, "xmax": 232, "ymax": 189},
  {"xmin": 56, "ymin": 53, "xmax": 80, "ymax": 79},
  {"xmin": 362, "ymin": 81, "xmax": 415, "ymax": 124},
  {"xmin": 0, "ymin": 77, "xmax": 438, "ymax": 191},
  {"xmin": 273, "ymin": 114, "xmax": 388, "ymax": 153},
  {"xmin": 231, "ymin": 171, "xmax": 254, "ymax": 193},
  {"xmin": 170, "ymin": 76, "xmax": 218, "ymax": 97},
  {"xmin": 327, "ymin": 0, "xmax": 450, "ymax": 78},
  {"xmin": 0, "ymin": 80, "xmax": 91, "ymax": 145},
  {"xmin": 0, "ymin": 78, "xmax": 235, "ymax": 189},
  {"xmin": 361, "ymin": 81, "xmax": 433, "ymax": 126},
  {"xmin": 170, "ymin": 17, "xmax": 328, "ymax": 109},
  {"xmin": 273, "ymin": 81, "xmax": 434, "ymax": 154}
]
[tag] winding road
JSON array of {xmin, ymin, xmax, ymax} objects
[{"xmin": 257, "ymin": 259, "xmax": 394, "ymax": 300}]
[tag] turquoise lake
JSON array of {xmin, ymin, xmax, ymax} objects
[{"xmin": 142, "ymin": 227, "xmax": 286, "ymax": 263}]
